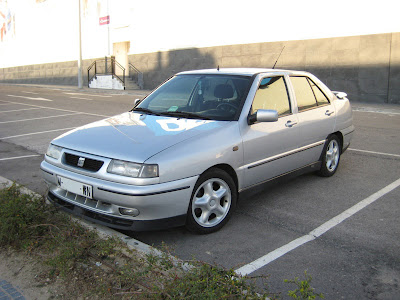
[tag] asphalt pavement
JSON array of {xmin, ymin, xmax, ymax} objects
[{"xmin": 0, "ymin": 83, "xmax": 399, "ymax": 299}]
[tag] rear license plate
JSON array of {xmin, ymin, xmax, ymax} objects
[{"xmin": 57, "ymin": 176, "xmax": 93, "ymax": 199}]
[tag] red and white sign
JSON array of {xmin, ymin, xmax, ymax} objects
[{"xmin": 99, "ymin": 15, "xmax": 110, "ymax": 26}]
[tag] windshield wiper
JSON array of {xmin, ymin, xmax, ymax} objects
[
  {"xmin": 131, "ymin": 107, "xmax": 160, "ymax": 116},
  {"xmin": 158, "ymin": 111, "xmax": 211, "ymax": 120}
]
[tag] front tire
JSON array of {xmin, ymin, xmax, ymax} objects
[
  {"xmin": 317, "ymin": 135, "xmax": 341, "ymax": 177},
  {"xmin": 186, "ymin": 168, "xmax": 237, "ymax": 234}
]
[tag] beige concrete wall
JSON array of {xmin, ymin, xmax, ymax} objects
[
  {"xmin": 389, "ymin": 33, "xmax": 400, "ymax": 103},
  {"xmin": 0, "ymin": 59, "xmax": 99, "ymax": 87},
  {"xmin": 0, "ymin": 32, "xmax": 399, "ymax": 103},
  {"xmin": 129, "ymin": 32, "xmax": 400, "ymax": 104}
]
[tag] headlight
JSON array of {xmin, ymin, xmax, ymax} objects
[
  {"xmin": 107, "ymin": 159, "xmax": 159, "ymax": 178},
  {"xmin": 46, "ymin": 144, "xmax": 62, "ymax": 160}
]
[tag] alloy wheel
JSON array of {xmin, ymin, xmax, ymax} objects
[
  {"xmin": 191, "ymin": 178, "xmax": 232, "ymax": 228},
  {"xmin": 326, "ymin": 139, "xmax": 340, "ymax": 172}
]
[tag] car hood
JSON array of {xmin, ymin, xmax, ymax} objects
[{"xmin": 52, "ymin": 112, "xmax": 224, "ymax": 162}]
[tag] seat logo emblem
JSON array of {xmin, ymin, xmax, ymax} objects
[{"xmin": 77, "ymin": 157, "xmax": 85, "ymax": 167}]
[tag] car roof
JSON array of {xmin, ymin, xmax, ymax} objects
[
  {"xmin": 176, "ymin": 68, "xmax": 334, "ymax": 100},
  {"xmin": 177, "ymin": 68, "xmax": 311, "ymax": 77}
]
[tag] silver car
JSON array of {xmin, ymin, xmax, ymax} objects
[{"xmin": 41, "ymin": 68, "xmax": 354, "ymax": 234}]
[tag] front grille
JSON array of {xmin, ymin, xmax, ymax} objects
[{"xmin": 64, "ymin": 153, "xmax": 104, "ymax": 172}]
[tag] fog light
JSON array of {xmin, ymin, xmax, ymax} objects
[{"xmin": 119, "ymin": 207, "xmax": 140, "ymax": 217}]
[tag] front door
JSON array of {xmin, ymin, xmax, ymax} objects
[{"xmin": 241, "ymin": 76, "xmax": 301, "ymax": 188}]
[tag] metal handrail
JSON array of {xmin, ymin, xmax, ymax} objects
[
  {"xmin": 87, "ymin": 61, "xmax": 97, "ymax": 86},
  {"xmin": 112, "ymin": 58, "xmax": 125, "ymax": 86},
  {"xmin": 87, "ymin": 57, "xmax": 125, "ymax": 88},
  {"xmin": 128, "ymin": 63, "xmax": 144, "ymax": 89}
]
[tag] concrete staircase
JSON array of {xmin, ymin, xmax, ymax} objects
[
  {"xmin": 87, "ymin": 59, "xmax": 144, "ymax": 91},
  {"xmin": 89, "ymin": 75, "xmax": 124, "ymax": 90},
  {"xmin": 124, "ymin": 78, "xmax": 141, "ymax": 90}
]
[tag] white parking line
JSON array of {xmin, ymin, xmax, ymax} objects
[
  {"xmin": 0, "ymin": 112, "xmax": 81, "ymax": 124},
  {"xmin": 70, "ymin": 96, "xmax": 93, "ymax": 101},
  {"xmin": 0, "ymin": 100, "xmax": 109, "ymax": 118},
  {"xmin": 64, "ymin": 92, "xmax": 112, "ymax": 98},
  {"xmin": 0, "ymin": 154, "xmax": 41, "ymax": 161},
  {"xmin": 0, "ymin": 127, "xmax": 77, "ymax": 140},
  {"xmin": 21, "ymin": 91, "xmax": 39, "ymax": 95},
  {"xmin": 235, "ymin": 177, "xmax": 400, "ymax": 276},
  {"xmin": 348, "ymin": 148, "xmax": 400, "ymax": 158},
  {"xmin": 0, "ymin": 108, "xmax": 41, "ymax": 113},
  {"xmin": 8, "ymin": 95, "xmax": 52, "ymax": 101},
  {"xmin": 352, "ymin": 108, "xmax": 400, "ymax": 115}
]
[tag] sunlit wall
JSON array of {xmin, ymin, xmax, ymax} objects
[{"xmin": 0, "ymin": 0, "xmax": 399, "ymax": 68}]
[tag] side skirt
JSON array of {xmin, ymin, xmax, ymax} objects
[{"xmin": 238, "ymin": 161, "xmax": 321, "ymax": 201}]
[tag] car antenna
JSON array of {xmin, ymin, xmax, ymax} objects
[{"xmin": 272, "ymin": 46, "xmax": 285, "ymax": 69}]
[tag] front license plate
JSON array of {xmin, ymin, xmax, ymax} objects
[{"xmin": 57, "ymin": 176, "xmax": 93, "ymax": 199}]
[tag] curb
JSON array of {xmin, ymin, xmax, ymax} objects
[
  {"xmin": 0, "ymin": 176, "xmax": 154, "ymax": 253},
  {"xmin": 0, "ymin": 175, "xmax": 191, "ymax": 266},
  {"xmin": 0, "ymin": 83, "xmax": 151, "ymax": 97}
]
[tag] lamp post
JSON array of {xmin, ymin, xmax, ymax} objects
[{"xmin": 78, "ymin": 0, "xmax": 83, "ymax": 89}]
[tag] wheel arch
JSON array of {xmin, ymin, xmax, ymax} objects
[
  {"xmin": 203, "ymin": 164, "xmax": 239, "ymax": 194},
  {"xmin": 330, "ymin": 131, "xmax": 344, "ymax": 151},
  {"xmin": 319, "ymin": 132, "xmax": 343, "ymax": 162}
]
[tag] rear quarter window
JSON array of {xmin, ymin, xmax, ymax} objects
[{"xmin": 310, "ymin": 80, "xmax": 330, "ymax": 106}]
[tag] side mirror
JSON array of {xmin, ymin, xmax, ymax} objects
[
  {"xmin": 133, "ymin": 98, "xmax": 141, "ymax": 107},
  {"xmin": 248, "ymin": 109, "xmax": 278, "ymax": 125}
]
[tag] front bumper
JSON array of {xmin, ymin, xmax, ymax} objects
[{"xmin": 41, "ymin": 160, "xmax": 198, "ymax": 231}]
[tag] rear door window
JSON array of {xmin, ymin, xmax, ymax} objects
[{"xmin": 291, "ymin": 76, "xmax": 330, "ymax": 111}]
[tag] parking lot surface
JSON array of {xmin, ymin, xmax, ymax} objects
[{"xmin": 0, "ymin": 84, "xmax": 399, "ymax": 299}]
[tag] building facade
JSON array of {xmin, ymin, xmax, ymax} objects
[{"xmin": 0, "ymin": 0, "xmax": 399, "ymax": 103}]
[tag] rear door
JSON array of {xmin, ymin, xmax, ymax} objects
[{"xmin": 289, "ymin": 76, "xmax": 336, "ymax": 165}]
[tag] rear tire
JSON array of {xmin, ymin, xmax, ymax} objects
[
  {"xmin": 186, "ymin": 168, "xmax": 237, "ymax": 234},
  {"xmin": 317, "ymin": 135, "xmax": 341, "ymax": 177}
]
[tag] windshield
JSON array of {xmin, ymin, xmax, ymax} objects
[{"xmin": 134, "ymin": 74, "xmax": 252, "ymax": 121}]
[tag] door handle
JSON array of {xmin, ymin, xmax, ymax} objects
[
  {"xmin": 325, "ymin": 110, "xmax": 334, "ymax": 116},
  {"xmin": 285, "ymin": 120, "xmax": 298, "ymax": 128}
]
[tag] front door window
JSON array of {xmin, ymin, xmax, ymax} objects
[{"xmin": 251, "ymin": 76, "xmax": 291, "ymax": 116}]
